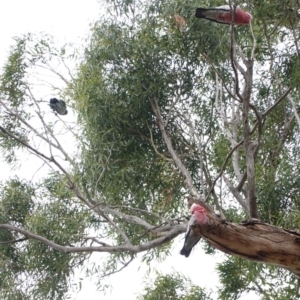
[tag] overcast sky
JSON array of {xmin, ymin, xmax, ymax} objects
[{"xmin": 0, "ymin": 1, "xmax": 259, "ymax": 299}]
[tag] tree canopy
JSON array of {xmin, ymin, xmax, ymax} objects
[{"xmin": 1, "ymin": 0, "xmax": 300, "ymax": 299}]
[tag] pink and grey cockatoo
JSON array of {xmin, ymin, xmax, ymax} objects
[
  {"xmin": 195, "ymin": 5, "xmax": 252, "ymax": 25},
  {"xmin": 180, "ymin": 204, "xmax": 208, "ymax": 257}
]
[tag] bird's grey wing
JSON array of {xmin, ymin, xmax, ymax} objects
[{"xmin": 180, "ymin": 215, "xmax": 201, "ymax": 257}]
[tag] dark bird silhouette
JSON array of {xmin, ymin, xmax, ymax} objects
[{"xmin": 49, "ymin": 98, "xmax": 68, "ymax": 115}]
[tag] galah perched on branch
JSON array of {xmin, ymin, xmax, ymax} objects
[
  {"xmin": 180, "ymin": 203, "xmax": 208, "ymax": 257},
  {"xmin": 49, "ymin": 98, "xmax": 68, "ymax": 115},
  {"xmin": 195, "ymin": 5, "xmax": 252, "ymax": 25}
]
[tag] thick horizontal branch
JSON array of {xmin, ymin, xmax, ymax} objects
[{"xmin": 195, "ymin": 215, "xmax": 300, "ymax": 274}]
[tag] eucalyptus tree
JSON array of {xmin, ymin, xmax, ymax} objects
[{"xmin": 1, "ymin": 0, "xmax": 300, "ymax": 298}]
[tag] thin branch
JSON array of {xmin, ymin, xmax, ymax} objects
[
  {"xmin": 35, "ymin": 110, "xmax": 75, "ymax": 164},
  {"xmin": 84, "ymin": 237, "xmax": 112, "ymax": 247},
  {"xmin": 229, "ymin": 19, "xmax": 243, "ymax": 103},
  {"xmin": 82, "ymin": 203, "xmax": 132, "ymax": 246},
  {"xmin": 35, "ymin": 63, "xmax": 70, "ymax": 85},
  {"xmin": 223, "ymin": 174, "xmax": 250, "ymax": 214},
  {"xmin": 0, "ymin": 125, "xmax": 91, "ymax": 208},
  {"xmin": 108, "ymin": 204, "xmax": 170, "ymax": 223},
  {"xmin": 236, "ymin": 45, "xmax": 248, "ymax": 66},
  {"xmin": 93, "ymin": 147, "xmax": 113, "ymax": 199},
  {"xmin": 147, "ymin": 123, "xmax": 173, "ymax": 162},
  {"xmin": 231, "ymin": 101, "xmax": 243, "ymax": 181},
  {"xmin": 176, "ymin": 111, "xmax": 206, "ymax": 199},
  {"xmin": 149, "ymin": 96, "xmax": 199, "ymax": 198},
  {"xmin": 202, "ymin": 166, "xmax": 226, "ymax": 219},
  {"xmin": 0, "ymin": 98, "xmax": 59, "ymax": 151},
  {"xmin": 165, "ymin": 93, "xmax": 181, "ymax": 126},
  {"xmin": 0, "ymin": 223, "xmax": 185, "ymax": 254},
  {"xmin": 104, "ymin": 206, "xmax": 154, "ymax": 229},
  {"xmin": 61, "ymin": 58, "xmax": 75, "ymax": 82},
  {"xmin": 249, "ymin": 19, "xmax": 257, "ymax": 60},
  {"xmin": 236, "ymin": 172, "xmax": 247, "ymax": 192},
  {"xmin": 286, "ymin": 93, "xmax": 300, "ymax": 129},
  {"xmin": 205, "ymin": 140, "xmax": 243, "ymax": 202},
  {"xmin": 215, "ymin": 74, "xmax": 236, "ymax": 143},
  {"xmin": 0, "ymin": 237, "xmax": 28, "ymax": 245},
  {"xmin": 201, "ymin": 53, "xmax": 240, "ymax": 103},
  {"xmin": 262, "ymin": 88, "xmax": 292, "ymax": 118},
  {"xmin": 99, "ymin": 256, "xmax": 134, "ymax": 279},
  {"xmin": 104, "ymin": 213, "xmax": 132, "ymax": 245}
]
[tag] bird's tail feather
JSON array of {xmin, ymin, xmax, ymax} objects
[
  {"xmin": 50, "ymin": 98, "xmax": 59, "ymax": 104},
  {"xmin": 195, "ymin": 8, "xmax": 208, "ymax": 18},
  {"xmin": 180, "ymin": 248, "xmax": 191, "ymax": 258}
]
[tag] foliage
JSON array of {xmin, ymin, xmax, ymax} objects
[
  {"xmin": 218, "ymin": 257, "xmax": 300, "ymax": 300},
  {"xmin": 0, "ymin": 176, "xmax": 90, "ymax": 299},
  {"xmin": 138, "ymin": 271, "xmax": 213, "ymax": 300}
]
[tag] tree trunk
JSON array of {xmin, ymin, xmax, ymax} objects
[{"xmin": 195, "ymin": 213, "xmax": 300, "ymax": 274}]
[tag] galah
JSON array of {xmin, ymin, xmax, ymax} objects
[
  {"xmin": 49, "ymin": 98, "xmax": 68, "ymax": 115},
  {"xmin": 195, "ymin": 5, "xmax": 252, "ymax": 25},
  {"xmin": 180, "ymin": 204, "xmax": 208, "ymax": 257}
]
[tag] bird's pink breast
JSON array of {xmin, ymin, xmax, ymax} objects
[
  {"xmin": 194, "ymin": 211, "xmax": 208, "ymax": 225},
  {"xmin": 235, "ymin": 11, "xmax": 252, "ymax": 24},
  {"xmin": 219, "ymin": 9, "xmax": 252, "ymax": 24}
]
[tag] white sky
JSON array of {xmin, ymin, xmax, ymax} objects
[{"xmin": 0, "ymin": 1, "xmax": 258, "ymax": 299}]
